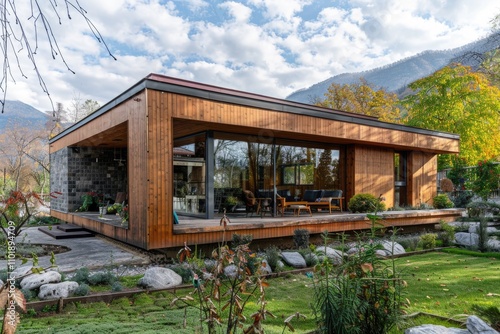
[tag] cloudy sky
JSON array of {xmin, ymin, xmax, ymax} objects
[{"xmin": 4, "ymin": 0, "xmax": 500, "ymax": 113}]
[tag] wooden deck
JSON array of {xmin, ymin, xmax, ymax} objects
[{"xmin": 60, "ymin": 208, "xmax": 465, "ymax": 250}]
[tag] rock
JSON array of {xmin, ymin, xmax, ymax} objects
[
  {"xmin": 405, "ymin": 316, "xmax": 498, "ymax": 334},
  {"xmin": 260, "ymin": 259, "xmax": 272, "ymax": 275},
  {"xmin": 468, "ymin": 223, "xmax": 499, "ymax": 234},
  {"xmin": 379, "ymin": 240, "xmax": 406, "ymax": 255},
  {"xmin": 9, "ymin": 266, "xmax": 35, "ymax": 280},
  {"xmin": 20, "ymin": 271, "xmax": 61, "ymax": 290},
  {"xmin": 375, "ymin": 249, "xmax": 388, "ymax": 257},
  {"xmin": 280, "ymin": 252, "xmax": 306, "ymax": 268},
  {"xmin": 315, "ymin": 246, "xmax": 343, "ymax": 265},
  {"xmin": 455, "ymin": 232, "xmax": 479, "ymax": 247},
  {"xmin": 137, "ymin": 267, "xmax": 182, "ymax": 289},
  {"xmin": 405, "ymin": 324, "xmax": 468, "ymax": 333},
  {"xmin": 38, "ymin": 281, "xmax": 79, "ymax": 300},
  {"xmin": 466, "ymin": 315, "xmax": 499, "ymax": 334},
  {"xmin": 487, "ymin": 238, "xmax": 500, "ymax": 251}
]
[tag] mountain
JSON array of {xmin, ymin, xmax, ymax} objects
[
  {"xmin": 0, "ymin": 100, "xmax": 51, "ymax": 132},
  {"xmin": 286, "ymin": 34, "xmax": 500, "ymax": 104}
]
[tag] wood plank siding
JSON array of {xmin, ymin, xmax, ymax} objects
[
  {"xmin": 49, "ymin": 74, "xmax": 460, "ymax": 250},
  {"xmin": 50, "ymin": 92, "xmax": 149, "ymax": 249}
]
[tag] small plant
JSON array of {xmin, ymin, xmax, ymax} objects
[
  {"xmin": 293, "ymin": 228, "xmax": 310, "ymax": 249},
  {"xmin": 87, "ymin": 271, "xmax": 117, "ymax": 286},
  {"xmin": 77, "ymin": 191, "xmax": 104, "ymax": 212},
  {"xmin": 265, "ymin": 245, "xmax": 281, "ymax": 272},
  {"xmin": 299, "ymin": 248, "xmax": 318, "ymax": 267},
  {"xmin": 74, "ymin": 283, "xmax": 90, "ymax": 296},
  {"xmin": 348, "ymin": 193, "xmax": 386, "ymax": 213},
  {"xmin": 106, "ymin": 203, "xmax": 122, "ymax": 214},
  {"xmin": 72, "ymin": 267, "xmax": 90, "ymax": 284},
  {"xmin": 312, "ymin": 226, "xmax": 406, "ymax": 334},
  {"xmin": 223, "ymin": 196, "xmax": 239, "ymax": 212},
  {"xmin": 419, "ymin": 233, "xmax": 437, "ymax": 249},
  {"xmin": 172, "ymin": 242, "xmax": 275, "ymax": 334},
  {"xmin": 111, "ymin": 281, "xmax": 123, "ymax": 292},
  {"xmin": 477, "ymin": 217, "xmax": 489, "ymax": 253},
  {"xmin": 231, "ymin": 233, "xmax": 253, "ymax": 248},
  {"xmin": 437, "ymin": 221, "xmax": 455, "ymax": 247},
  {"xmin": 450, "ymin": 190, "xmax": 474, "ymax": 208},
  {"xmin": 432, "ymin": 194, "xmax": 453, "ymax": 209},
  {"xmin": 395, "ymin": 235, "xmax": 420, "ymax": 251}
]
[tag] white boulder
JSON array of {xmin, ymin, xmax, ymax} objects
[
  {"xmin": 137, "ymin": 267, "xmax": 182, "ymax": 289},
  {"xmin": 38, "ymin": 281, "xmax": 79, "ymax": 300}
]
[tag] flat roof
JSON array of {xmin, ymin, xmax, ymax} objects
[{"xmin": 50, "ymin": 73, "xmax": 459, "ymax": 143}]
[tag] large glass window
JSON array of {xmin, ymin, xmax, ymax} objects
[
  {"xmin": 173, "ymin": 135, "xmax": 206, "ymax": 215},
  {"xmin": 212, "ymin": 134, "xmax": 342, "ymax": 215}
]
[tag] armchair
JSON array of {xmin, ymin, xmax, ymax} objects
[
  {"xmin": 320, "ymin": 190, "xmax": 344, "ymax": 212},
  {"xmin": 242, "ymin": 190, "xmax": 258, "ymax": 217}
]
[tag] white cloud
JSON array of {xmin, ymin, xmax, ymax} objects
[{"xmin": 4, "ymin": 0, "xmax": 499, "ymax": 113}]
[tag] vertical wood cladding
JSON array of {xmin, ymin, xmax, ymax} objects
[
  {"xmin": 146, "ymin": 91, "xmax": 174, "ymax": 249},
  {"xmin": 349, "ymin": 145, "xmax": 395, "ymax": 209},
  {"xmin": 407, "ymin": 151, "xmax": 437, "ymax": 207}
]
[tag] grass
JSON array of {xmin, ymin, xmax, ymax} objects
[
  {"xmin": 394, "ymin": 251, "xmax": 500, "ymax": 320},
  {"xmin": 15, "ymin": 250, "xmax": 500, "ymax": 333}
]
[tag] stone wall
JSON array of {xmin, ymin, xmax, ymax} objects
[{"xmin": 50, "ymin": 147, "xmax": 128, "ymax": 212}]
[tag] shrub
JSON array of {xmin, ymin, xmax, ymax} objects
[
  {"xmin": 264, "ymin": 245, "xmax": 281, "ymax": 271},
  {"xmin": 348, "ymin": 193, "xmax": 386, "ymax": 213},
  {"xmin": 20, "ymin": 288, "xmax": 35, "ymax": 302},
  {"xmin": 466, "ymin": 201, "xmax": 500, "ymax": 218},
  {"xmin": 74, "ymin": 283, "xmax": 90, "ymax": 296},
  {"xmin": 111, "ymin": 281, "xmax": 123, "ymax": 292},
  {"xmin": 395, "ymin": 235, "xmax": 420, "ymax": 251},
  {"xmin": 293, "ymin": 229, "xmax": 310, "ymax": 249},
  {"xmin": 438, "ymin": 221, "xmax": 455, "ymax": 247},
  {"xmin": 433, "ymin": 194, "xmax": 453, "ymax": 209},
  {"xmin": 450, "ymin": 190, "xmax": 474, "ymax": 208},
  {"xmin": 440, "ymin": 178, "xmax": 454, "ymax": 192},
  {"xmin": 419, "ymin": 233, "xmax": 437, "ymax": 249},
  {"xmin": 312, "ymin": 231, "xmax": 405, "ymax": 334},
  {"xmin": 469, "ymin": 160, "xmax": 500, "ymax": 201},
  {"xmin": 299, "ymin": 248, "xmax": 318, "ymax": 267},
  {"xmin": 72, "ymin": 267, "xmax": 90, "ymax": 284},
  {"xmin": 171, "ymin": 263, "xmax": 194, "ymax": 283},
  {"xmin": 87, "ymin": 271, "xmax": 117, "ymax": 286}
]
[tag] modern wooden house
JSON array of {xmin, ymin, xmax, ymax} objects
[{"xmin": 49, "ymin": 74, "xmax": 461, "ymax": 250}]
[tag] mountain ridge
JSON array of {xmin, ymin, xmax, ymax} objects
[
  {"xmin": 286, "ymin": 34, "xmax": 500, "ymax": 104},
  {"xmin": 0, "ymin": 100, "xmax": 51, "ymax": 132}
]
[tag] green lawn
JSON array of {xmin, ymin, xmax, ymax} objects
[
  {"xmin": 395, "ymin": 250, "xmax": 500, "ymax": 318},
  {"xmin": 17, "ymin": 251, "xmax": 500, "ymax": 333}
]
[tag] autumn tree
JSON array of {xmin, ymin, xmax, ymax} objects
[
  {"xmin": 0, "ymin": 122, "xmax": 49, "ymax": 193},
  {"xmin": 403, "ymin": 64, "xmax": 500, "ymax": 167},
  {"xmin": 317, "ymin": 79, "xmax": 402, "ymax": 123}
]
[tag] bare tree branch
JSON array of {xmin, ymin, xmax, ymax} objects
[{"xmin": 0, "ymin": 1, "xmax": 116, "ymax": 114}]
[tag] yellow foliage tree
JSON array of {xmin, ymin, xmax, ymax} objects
[
  {"xmin": 403, "ymin": 64, "xmax": 500, "ymax": 167},
  {"xmin": 317, "ymin": 78, "xmax": 402, "ymax": 123}
]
